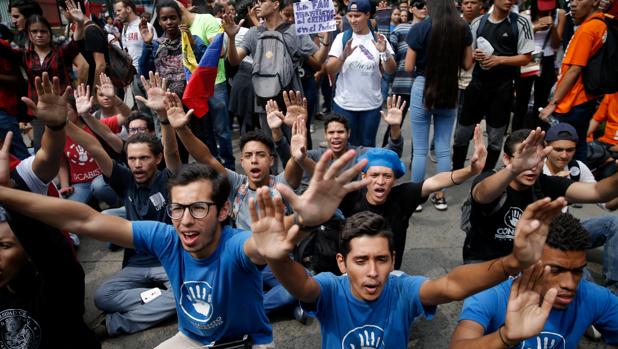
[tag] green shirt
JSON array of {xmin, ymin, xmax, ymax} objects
[{"xmin": 190, "ymin": 14, "xmax": 226, "ymax": 85}]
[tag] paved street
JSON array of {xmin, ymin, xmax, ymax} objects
[{"xmin": 79, "ymin": 117, "xmax": 617, "ymax": 348}]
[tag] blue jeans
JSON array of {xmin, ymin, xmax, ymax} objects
[
  {"xmin": 555, "ymin": 99, "xmax": 596, "ymax": 161},
  {"xmin": 263, "ymin": 265, "xmax": 296, "ymax": 313},
  {"xmin": 332, "ymin": 103, "xmax": 381, "ymax": 147},
  {"xmin": 91, "ymin": 175, "xmax": 120, "ymax": 206},
  {"xmin": 0, "ymin": 110, "xmax": 30, "ymax": 160},
  {"xmin": 209, "ymin": 83, "xmax": 235, "ymax": 170},
  {"xmin": 583, "ymin": 215, "xmax": 618, "ymax": 282},
  {"xmin": 67, "ymin": 182, "xmax": 93, "ymax": 204},
  {"xmin": 409, "ymin": 75, "xmax": 456, "ymax": 183}
]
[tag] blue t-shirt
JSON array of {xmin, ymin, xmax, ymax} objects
[
  {"xmin": 307, "ymin": 272, "xmax": 436, "ymax": 348},
  {"xmin": 460, "ymin": 279, "xmax": 618, "ymax": 348},
  {"xmin": 132, "ymin": 221, "xmax": 272, "ymax": 345}
]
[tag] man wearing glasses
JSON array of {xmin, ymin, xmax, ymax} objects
[{"xmin": 0, "ymin": 148, "xmax": 369, "ymax": 348}]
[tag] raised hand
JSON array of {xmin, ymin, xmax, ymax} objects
[
  {"xmin": 282, "ymin": 90, "xmax": 307, "ymax": 127},
  {"xmin": 74, "ymin": 83, "xmax": 93, "ymax": 115},
  {"xmin": 510, "ymin": 128, "xmax": 553, "ymax": 175},
  {"xmin": 512, "ymin": 197, "xmax": 566, "ymax": 269},
  {"xmin": 290, "ymin": 117, "xmax": 307, "ymax": 163},
  {"xmin": 0, "ymin": 132, "xmax": 13, "ymax": 187},
  {"xmin": 502, "ymin": 263, "xmax": 557, "ymax": 345},
  {"xmin": 249, "ymin": 187, "xmax": 304, "ymax": 261},
  {"xmin": 165, "ymin": 92, "xmax": 193, "ymax": 129},
  {"xmin": 469, "ymin": 124, "xmax": 488, "ymax": 174},
  {"xmin": 339, "ymin": 39, "xmax": 358, "ymax": 62},
  {"xmin": 373, "ymin": 34, "xmax": 387, "ymax": 53},
  {"xmin": 98, "ymin": 72, "xmax": 116, "ymax": 98},
  {"xmin": 64, "ymin": 0, "xmax": 85, "ymax": 23},
  {"xmin": 135, "ymin": 71, "xmax": 168, "ymax": 112},
  {"xmin": 21, "ymin": 72, "xmax": 70, "ymax": 127},
  {"xmin": 222, "ymin": 13, "xmax": 244, "ymax": 38},
  {"xmin": 276, "ymin": 149, "xmax": 370, "ymax": 227},
  {"xmin": 380, "ymin": 95, "xmax": 406, "ymax": 127},
  {"xmin": 266, "ymin": 99, "xmax": 284, "ymax": 130},
  {"xmin": 139, "ymin": 17, "xmax": 153, "ymax": 43}
]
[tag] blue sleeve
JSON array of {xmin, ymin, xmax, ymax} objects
[
  {"xmin": 227, "ymin": 229, "xmax": 262, "ymax": 273},
  {"xmin": 459, "ymin": 282, "xmax": 509, "ymax": 333},
  {"xmin": 105, "ymin": 160, "xmax": 132, "ymax": 197},
  {"xmin": 138, "ymin": 42, "xmax": 157, "ymax": 77},
  {"xmin": 590, "ymin": 284, "xmax": 618, "ymax": 344},
  {"xmin": 312, "ymin": 272, "xmax": 338, "ymax": 319},
  {"xmin": 399, "ymin": 275, "xmax": 437, "ymax": 320},
  {"xmin": 192, "ymin": 35, "xmax": 207, "ymax": 60},
  {"xmin": 131, "ymin": 220, "xmax": 176, "ymax": 260}
]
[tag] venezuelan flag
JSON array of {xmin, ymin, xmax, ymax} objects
[
  {"xmin": 182, "ymin": 33, "xmax": 223, "ymax": 118},
  {"xmin": 182, "ymin": 31, "xmax": 198, "ymax": 81}
]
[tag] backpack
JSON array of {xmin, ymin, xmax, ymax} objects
[
  {"xmin": 294, "ymin": 216, "xmax": 344, "ymax": 275},
  {"xmin": 460, "ymin": 171, "xmax": 545, "ymax": 234},
  {"xmin": 86, "ymin": 22, "xmax": 136, "ymax": 88},
  {"xmin": 582, "ymin": 16, "xmax": 618, "ymax": 96},
  {"xmin": 251, "ymin": 23, "xmax": 295, "ymax": 100}
]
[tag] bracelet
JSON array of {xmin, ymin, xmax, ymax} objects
[
  {"xmin": 160, "ymin": 119, "xmax": 170, "ymax": 125},
  {"xmin": 498, "ymin": 326, "xmax": 515, "ymax": 347},
  {"xmin": 46, "ymin": 119, "xmax": 67, "ymax": 131},
  {"xmin": 450, "ymin": 171, "xmax": 460, "ymax": 185}
]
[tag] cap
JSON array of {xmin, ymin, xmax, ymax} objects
[
  {"xmin": 546, "ymin": 123, "xmax": 579, "ymax": 143},
  {"xmin": 348, "ymin": 0, "xmax": 371, "ymax": 13},
  {"xmin": 357, "ymin": 148, "xmax": 406, "ymax": 179},
  {"xmin": 537, "ymin": 0, "xmax": 557, "ymax": 12}
]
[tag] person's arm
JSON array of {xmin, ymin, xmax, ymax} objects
[
  {"xmin": 58, "ymin": 157, "xmax": 73, "ymax": 197},
  {"xmin": 167, "ymin": 94, "xmax": 227, "ymax": 174},
  {"xmin": 92, "ymin": 52, "xmax": 106, "ymax": 86},
  {"xmin": 64, "ymin": 0, "xmax": 86, "ymax": 41},
  {"xmin": 382, "ymin": 95, "xmax": 406, "ymax": 141},
  {"xmin": 463, "ymin": 45, "xmax": 474, "ymax": 71},
  {"xmin": 309, "ymin": 32, "xmax": 331, "ymax": 65},
  {"xmin": 285, "ymin": 118, "xmax": 308, "ymax": 187},
  {"xmin": 222, "ymin": 13, "xmax": 247, "ymax": 66},
  {"xmin": 550, "ymin": 10, "xmax": 566, "ymax": 50},
  {"xmin": 565, "ymin": 170, "xmax": 618, "ymax": 203},
  {"xmin": 376, "ymin": 34, "xmax": 396, "ymax": 74},
  {"xmin": 449, "ymin": 265, "xmax": 557, "ymax": 349},
  {"xmin": 475, "ymin": 52, "xmax": 532, "ymax": 69},
  {"xmin": 538, "ymin": 64, "xmax": 582, "ymax": 119},
  {"xmin": 326, "ymin": 39, "xmax": 357, "ymax": 75},
  {"xmin": 422, "ymin": 124, "xmax": 487, "ymax": 197},
  {"xmin": 419, "ymin": 197, "xmax": 565, "ymax": 306},
  {"xmin": 473, "ymin": 128, "xmax": 552, "ymax": 204},
  {"xmin": 588, "ymin": 96, "xmax": 609, "ymax": 139},
  {"xmin": 99, "ymin": 72, "xmax": 131, "ymax": 123},
  {"xmin": 159, "ymin": 93, "xmax": 183, "ymax": 175},
  {"xmin": 65, "ymin": 121, "xmax": 113, "ymax": 177},
  {"xmin": 20, "ymin": 73, "xmax": 71, "ymax": 183},
  {"xmin": 404, "ymin": 47, "xmax": 416, "ymax": 73},
  {"xmin": 74, "ymin": 83, "xmax": 124, "ymax": 153},
  {"xmin": 0, "ymin": 185, "xmax": 133, "ymax": 247},
  {"xmin": 588, "ymin": 118, "xmax": 601, "ymax": 140}
]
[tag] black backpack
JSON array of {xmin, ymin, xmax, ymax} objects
[
  {"xmin": 582, "ymin": 16, "xmax": 618, "ymax": 95},
  {"xmin": 294, "ymin": 217, "xmax": 344, "ymax": 275}
]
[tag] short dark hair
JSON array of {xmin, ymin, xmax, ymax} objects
[
  {"xmin": 127, "ymin": 111, "xmax": 155, "ymax": 132},
  {"xmin": 156, "ymin": 0, "xmax": 182, "ymax": 18},
  {"xmin": 239, "ymin": 130, "xmax": 275, "ymax": 154},
  {"xmin": 167, "ymin": 163, "xmax": 231, "ymax": 210},
  {"xmin": 126, "ymin": 132, "xmax": 163, "ymax": 156},
  {"xmin": 115, "ymin": 0, "xmax": 136, "ymax": 12},
  {"xmin": 340, "ymin": 211, "xmax": 395, "ymax": 259},
  {"xmin": 503, "ymin": 129, "xmax": 531, "ymax": 157},
  {"xmin": 212, "ymin": 3, "xmax": 225, "ymax": 14},
  {"xmin": 9, "ymin": 0, "xmax": 43, "ymax": 18},
  {"xmin": 324, "ymin": 113, "xmax": 350, "ymax": 132},
  {"xmin": 546, "ymin": 213, "xmax": 590, "ymax": 252}
]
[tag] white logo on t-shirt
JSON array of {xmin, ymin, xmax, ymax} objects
[
  {"xmin": 341, "ymin": 324, "xmax": 385, "ymax": 348},
  {"xmin": 518, "ymin": 331, "xmax": 566, "ymax": 348},
  {"xmin": 180, "ymin": 281, "xmax": 214, "ymax": 323},
  {"xmin": 0, "ymin": 309, "xmax": 41, "ymax": 349},
  {"xmin": 149, "ymin": 192, "xmax": 166, "ymax": 211},
  {"xmin": 495, "ymin": 206, "xmax": 523, "ymax": 240}
]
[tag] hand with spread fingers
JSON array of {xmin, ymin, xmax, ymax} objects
[
  {"xmin": 98, "ymin": 73, "xmax": 116, "ymax": 99},
  {"xmin": 276, "ymin": 149, "xmax": 370, "ymax": 227},
  {"xmin": 510, "ymin": 128, "xmax": 553, "ymax": 175},
  {"xmin": 381, "ymin": 95, "xmax": 406, "ymax": 127},
  {"xmin": 21, "ymin": 72, "xmax": 70, "ymax": 128},
  {"xmin": 501, "ymin": 263, "xmax": 557, "ymax": 345},
  {"xmin": 373, "ymin": 33, "xmax": 387, "ymax": 53},
  {"xmin": 74, "ymin": 83, "xmax": 94, "ymax": 115},
  {"xmin": 282, "ymin": 91, "xmax": 308, "ymax": 127},
  {"xmin": 266, "ymin": 99, "xmax": 285, "ymax": 130},
  {"xmin": 290, "ymin": 117, "xmax": 307, "ymax": 163},
  {"xmin": 139, "ymin": 17, "xmax": 153, "ymax": 43},
  {"xmin": 63, "ymin": 0, "xmax": 85, "ymax": 23},
  {"xmin": 165, "ymin": 92, "xmax": 193, "ymax": 129},
  {"xmin": 135, "ymin": 71, "xmax": 168, "ymax": 113},
  {"xmin": 222, "ymin": 13, "xmax": 244, "ymax": 38},
  {"xmin": 469, "ymin": 124, "xmax": 488, "ymax": 174}
]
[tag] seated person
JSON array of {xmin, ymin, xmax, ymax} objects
[
  {"xmin": 450, "ymin": 213, "xmax": 618, "ymax": 348},
  {"xmin": 587, "ymin": 91, "xmax": 618, "ymax": 179}
]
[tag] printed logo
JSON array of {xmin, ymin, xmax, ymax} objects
[
  {"xmin": 495, "ymin": 207, "xmax": 523, "ymax": 241},
  {"xmin": 569, "ymin": 166, "xmax": 580, "ymax": 178},
  {"xmin": 0, "ymin": 309, "xmax": 41, "ymax": 349},
  {"xmin": 518, "ymin": 332, "xmax": 566, "ymax": 349},
  {"xmin": 149, "ymin": 192, "xmax": 166, "ymax": 211},
  {"xmin": 180, "ymin": 281, "xmax": 214, "ymax": 323},
  {"xmin": 341, "ymin": 325, "xmax": 385, "ymax": 349},
  {"xmin": 67, "ymin": 144, "xmax": 94, "ymax": 166}
]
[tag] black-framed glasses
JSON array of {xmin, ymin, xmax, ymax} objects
[
  {"xmin": 128, "ymin": 126, "xmax": 148, "ymax": 134},
  {"xmin": 166, "ymin": 201, "xmax": 216, "ymax": 220}
]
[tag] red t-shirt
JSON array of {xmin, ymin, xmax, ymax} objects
[{"xmin": 64, "ymin": 126, "xmax": 102, "ymax": 184}]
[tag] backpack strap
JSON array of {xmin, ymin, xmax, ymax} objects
[
  {"xmin": 476, "ymin": 13, "xmax": 490, "ymax": 38},
  {"xmin": 341, "ymin": 20, "xmax": 378, "ymax": 47}
]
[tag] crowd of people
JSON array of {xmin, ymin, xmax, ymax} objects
[{"xmin": 1, "ymin": 0, "xmax": 618, "ymax": 347}]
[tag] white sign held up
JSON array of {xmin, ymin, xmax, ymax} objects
[{"xmin": 293, "ymin": 0, "xmax": 336, "ymax": 35}]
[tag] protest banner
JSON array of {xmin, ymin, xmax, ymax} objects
[{"xmin": 294, "ymin": 0, "xmax": 336, "ymax": 35}]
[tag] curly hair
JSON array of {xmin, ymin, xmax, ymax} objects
[{"xmin": 546, "ymin": 213, "xmax": 590, "ymax": 251}]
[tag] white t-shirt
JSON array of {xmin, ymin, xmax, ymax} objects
[
  {"xmin": 329, "ymin": 32, "xmax": 394, "ymax": 111},
  {"xmin": 121, "ymin": 18, "xmax": 158, "ymax": 70}
]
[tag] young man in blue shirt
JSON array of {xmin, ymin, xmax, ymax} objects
[
  {"xmin": 249, "ymin": 185, "xmax": 567, "ymax": 348},
  {"xmin": 450, "ymin": 213, "xmax": 618, "ymax": 348}
]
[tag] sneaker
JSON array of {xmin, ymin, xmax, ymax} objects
[
  {"xmin": 431, "ymin": 194, "xmax": 448, "ymax": 211},
  {"xmin": 310, "ymin": 124, "xmax": 316, "ymax": 133},
  {"xmin": 89, "ymin": 312, "xmax": 109, "ymax": 340},
  {"xmin": 415, "ymin": 204, "xmax": 423, "ymax": 212},
  {"xmin": 69, "ymin": 233, "xmax": 80, "ymax": 248},
  {"xmin": 293, "ymin": 305, "xmax": 309, "ymax": 325}
]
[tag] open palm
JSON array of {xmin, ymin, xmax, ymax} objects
[
  {"xmin": 283, "ymin": 91, "xmax": 307, "ymax": 127},
  {"xmin": 469, "ymin": 124, "xmax": 488, "ymax": 174},
  {"xmin": 135, "ymin": 72, "xmax": 167, "ymax": 112},
  {"xmin": 290, "ymin": 118, "xmax": 307, "ymax": 162},
  {"xmin": 266, "ymin": 100, "xmax": 284, "ymax": 129},
  {"xmin": 21, "ymin": 73, "xmax": 69, "ymax": 126},
  {"xmin": 98, "ymin": 73, "xmax": 115, "ymax": 98},
  {"xmin": 511, "ymin": 128, "xmax": 552, "ymax": 174},
  {"xmin": 74, "ymin": 83, "xmax": 93, "ymax": 115},
  {"xmin": 381, "ymin": 95, "xmax": 405, "ymax": 126},
  {"xmin": 165, "ymin": 93, "xmax": 193, "ymax": 129}
]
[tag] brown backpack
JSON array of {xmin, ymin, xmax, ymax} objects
[{"xmin": 85, "ymin": 22, "xmax": 136, "ymax": 88}]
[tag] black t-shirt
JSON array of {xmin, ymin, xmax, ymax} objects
[
  {"xmin": 340, "ymin": 182, "xmax": 427, "ymax": 269},
  {"xmin": 463, "ymin": 171, "xmax": 572, "ymax": 261},
  {"xmin": 83, "ymin": 24, "xmax": 109, "ymax": 86},
  {"xmin": 0, "ymin": 171, "xmax": 99, "ymax": 349}
]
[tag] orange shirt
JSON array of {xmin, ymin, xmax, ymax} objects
[
  {"xmin": 556, "ymin": 13, "xmax": 607, "ymax": 114},
  {"xmin": 592, "ymin": 92, "xmax": 618, "ymax": 145}
]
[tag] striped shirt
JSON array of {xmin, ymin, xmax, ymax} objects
[{"xmin": 390, "ymin": 23, "xmax": 414, "ymax": 95}]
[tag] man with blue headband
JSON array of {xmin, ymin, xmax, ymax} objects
[{"xmin": 340, "ymin": 125, "xmax": 487, "ymax": 269}]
